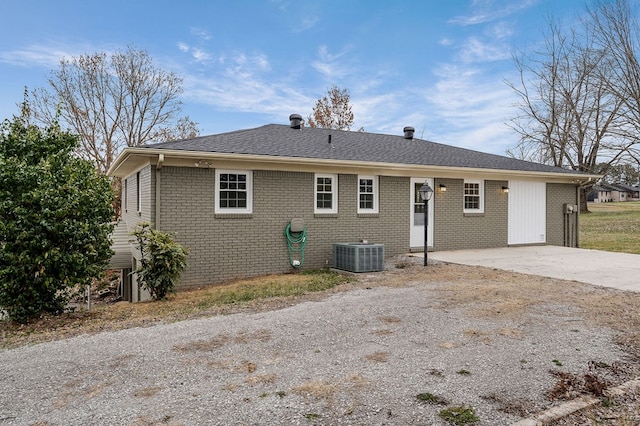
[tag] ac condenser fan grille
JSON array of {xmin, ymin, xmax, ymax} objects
[{"xmin": 333, "ymin": 243, "xmax": 384, "ymax": 273}]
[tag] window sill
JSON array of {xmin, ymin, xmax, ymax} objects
[
  {"xmin": 463, "ymin": 212, "xmax": 485, "ymax": 217},
  {"xmin": 214, "ymin": 213, "xmax": 253, "ymax": 219},
  {"xmin": 357, "ymin": 213, "xmax": 379, "ymax": 218}
]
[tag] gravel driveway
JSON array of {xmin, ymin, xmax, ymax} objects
[{"xmin": 0, "ymin": 260, "xmax": 633, "ymax": 425}]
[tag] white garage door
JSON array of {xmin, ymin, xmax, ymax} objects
[{"xmin": 508, "ymin": 181, "xmax": 546, "ymax": 245}]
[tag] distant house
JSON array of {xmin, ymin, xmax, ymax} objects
[
  {"xmin": 590, "ymin": 183, "xmax": 640, "ymax": 203},
  {"xmin": 616, "ymin": 183, "xmax": 640, "ymax": 201},
  {"xmin": 107, "ymin": 115, "xmax": 598, "ymax": 300}
]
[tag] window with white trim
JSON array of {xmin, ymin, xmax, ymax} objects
[
  {"xmin": 136, "ymin": 171, "xmax": 141, "ymax": 213},
  {"xmin": 314, "ymin": 173, "xmax": 338, "ymax": 214},
  {"xmin": 357, "ymin": 175, "xmax": 379, "ymax": 213},
  {"xmin": 463, "ymin": 179, "xmax": 484, "ymax": 213},
  {"xmin": 124, "ymin": 178, "xmax": 128, "ymax": 212},
  {"xmin": 215, "ymin": 170, "xmax": 253, "ymax": 214}
]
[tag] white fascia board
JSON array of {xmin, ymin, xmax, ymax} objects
[{"xmin": 107, "ymin": 147, "xmax": 601, "ymax": 184}]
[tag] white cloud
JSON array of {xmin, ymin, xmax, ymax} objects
[
  {"xmin": 0, "ymin": 43, "xmax": 82, "ymax": 68},
  {"xmin": 183, "ymin": 71, "xmax": 313, "ymax": 122},
  {"xmin": 311, "ymin": 45, "xmax": 353, "ymax": 79},
  {"xmin": 174, "ymin": 46, "xmax": 305, "ymax": 124},
  {"xmin": 458, "ymin": 37, "xmax": 511, "ymax": 63},
  {"xmin": 439, "ymin": 38, "xmax": 455, "ymax": 46},
  {"xmin": 421, "ymin": 63, "xmax": 518, "ymax": 153},
  {"xmin": 350, "ymin": 92, "xmax": 402, "ymax": 132},
  {"xmin": 269, "ymin": 0, "xmax": 289, "ymax": 12},
  {"xmin": 270, "ymin": 0, "xmax": 319, "ymax": 31},
  {"xmin": 192, "ymin": 48, "xmax": 212, "ymax": 62},
  {"xmin": 254, "ymin": 54, "xmax": 270, "ymax": 71},
  {"xmin": 225, "ymin": 52, "xmax": 271, "ymax": 75},
  {"xmin": 426, "ymin": 2, "xmax": 519, "ymax": 152},
  {"xmin": 190, "ymin": 27, "xmax": 212, "ymax": 41},
  {"xmin": 449, "ymin": 0, "xmax": 537, "ymax": 26},
  {"xmin": 298, "ymin": 16, "xmax": 319, "ymax": 32},
  {"xmin": 488, "ymin": 21, "xmax": 515, "ymax": 40},
  {"xmin": 177, "ymin": 42, "xmax": 212, "ymax": 63}
]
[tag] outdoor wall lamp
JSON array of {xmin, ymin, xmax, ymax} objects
[
  {"xmin": 502, "ymin": 186, "xmax": 509, "ymax": 193},
  {"xmin": 418, "ymin": 181, "xmax": 433, "ymax": 267},
  {"xmin": 438, "ymin": 184, "xmax": 447, "ymax": 192}
]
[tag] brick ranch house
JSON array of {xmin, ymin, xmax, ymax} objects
[
  {"xmin": 107, "ymin": 114, "xmax": 598, "ymax": 301},
  {"xmin": 589, "ymin": 183, "xmax": 640, "ymax": 203}
]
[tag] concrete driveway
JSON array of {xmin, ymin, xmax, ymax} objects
[{"xmin": 425, "ymin": 246, "xmax": 640, "ymax": 292}]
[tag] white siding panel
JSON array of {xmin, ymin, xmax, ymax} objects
[{"xmin": 508, "ymin": 181, "xmax": 546, "ymax": 245}]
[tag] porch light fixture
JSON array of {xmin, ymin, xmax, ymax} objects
[
  {"xmin": 501, "ymin": 186, "xmax": 509, "ymax": 193},
  {"xmin": 418, "ymin": 181, "xmax": 433, "ymax": 267},
  {"xmin": 438, "ymin": 184, "xmax": 447, "ymax": 192}
]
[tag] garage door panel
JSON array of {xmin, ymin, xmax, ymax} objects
[{"xmin": 508, "ymin": 181, "xmax": 546, "ymax": 245}]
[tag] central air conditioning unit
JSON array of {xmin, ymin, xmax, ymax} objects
[{"xmin": 332, "ymin": 243, "xmax": 385, "ymax": 273}]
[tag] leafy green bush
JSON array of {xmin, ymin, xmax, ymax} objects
[
  {"xmin": 0, "ymin": 113, "xmax": 114, "ymax": 322},
  {"xmin": 131, "ymin": 223, "xmax": 188, "ymax": 300}
]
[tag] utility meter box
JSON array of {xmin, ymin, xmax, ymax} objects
[{"xmin": 333, "ymin": 243, "xmax": 385, "ymax": 273}]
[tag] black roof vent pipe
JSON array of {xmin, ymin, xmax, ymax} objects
[
  {"xmin": 289, "ymin": 114, "xmax": 303, "ymax": 129},
  {"xmin": 403, "ymin": 126, "xmax": 415, "ymax": 139}
]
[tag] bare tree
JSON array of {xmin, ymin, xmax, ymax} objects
[
  {"xmin": 588, "ymin": 0, "xmax": 640, "ymax": 166},
  {"xmin": 307, "ymin": 85, "xmax": 356, "ymax": 130},
  {"xmin": 599, "ymin": 162, "xmax": 640, "ymax": 184},
  {"xmin": 29, "ymin": 47, "xmax": 199, "ymax": 174},
  {"xmin": 506, "ymin": 12, "xmax": 628, "ymax": 212},
  {"xmin": 150, "ymin": 116, "xmax": 200, "ymax": 142}
]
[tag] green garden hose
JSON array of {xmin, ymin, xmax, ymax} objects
[{"xmin": 284, "ymin": 223, "xmax": 306, "ymax": 268}]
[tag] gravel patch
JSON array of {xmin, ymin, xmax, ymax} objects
[{"xmin": 0, "ymin": 260, "xmax": 635, "ymax": 425}]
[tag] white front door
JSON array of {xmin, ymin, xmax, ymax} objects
[{"xmin": 410, "ymin": 178, "xmax": 434, "ymax": 249}]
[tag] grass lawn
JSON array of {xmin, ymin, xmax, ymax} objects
[{"xmin": 581, "ymin": 201, "xmax": 640, "ymax": 254}]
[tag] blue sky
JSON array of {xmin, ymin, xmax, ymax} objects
[{"xmin": 0, "ymin": 0, "xmax": 584, "ymax": 155}]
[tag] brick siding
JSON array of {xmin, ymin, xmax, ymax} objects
[
  {"xmin": 158, "ymin": 167, "xmax": 408, "ymax": 288},
  {"xmin": 127, "ymin": 165, "xmax": 579, "ymax": 288},
  {"xmin": 546, "ymin": 183, "xmax": 578, "ymax": 247},
  {"xmin": 433, "ymin": 178, "xmax": 508, "ymax": 251}
]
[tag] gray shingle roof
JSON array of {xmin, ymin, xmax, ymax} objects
[
  {"xmin": 596, "ymin": 183, "xmax": 640, "ymax": 192},
  {"xmin": 143, "ymin": 124, "xmax": 584, "ymax": 175},
  {"xmin": 613, "ymin": 183, "xmax": 640, "ymax": 192}
]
